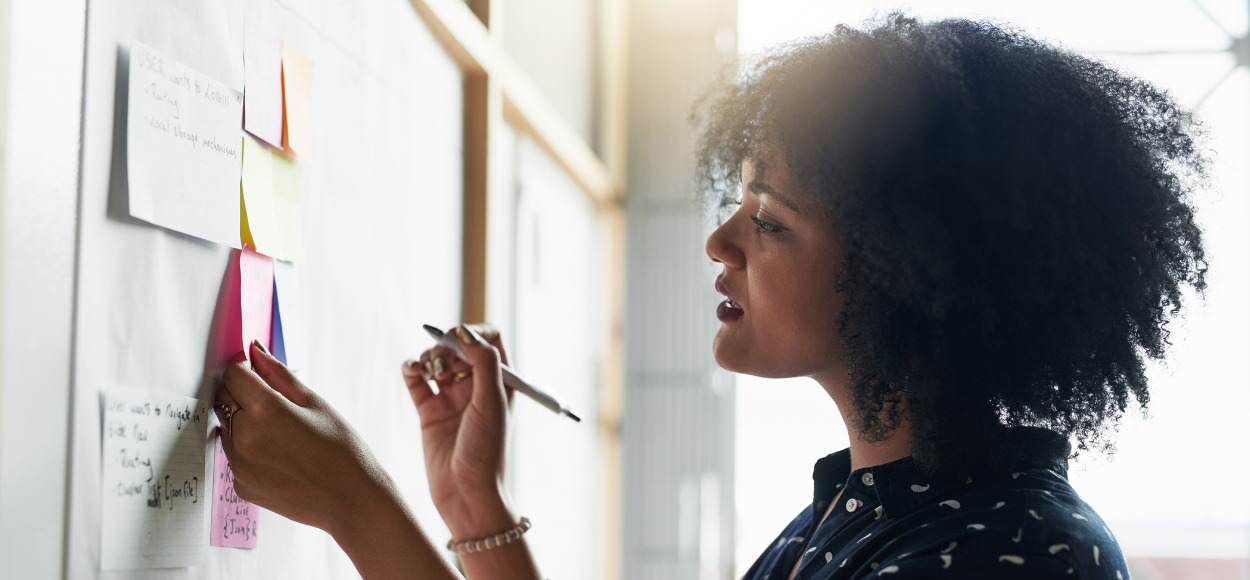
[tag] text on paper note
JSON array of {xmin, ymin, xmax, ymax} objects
[
  {"xmin": 100, "ymin": 385, "xmax": 209, "ymax": 570},
  {"xmin": 127, "ymin": 42, "xmax": 243, "ymax": 248},
  {"xmin": 210, "ymin": 433, "xmax": 259, "ymax": 548}
]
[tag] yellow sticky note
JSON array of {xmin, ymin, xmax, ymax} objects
[
  {"xmin": 240, "ymin": 184, "xmax": 256, "ymax": 249},
  {"xmin": 281, "ymin": 47, "xmax": 312, "ymax": 156},
  {"xmin": 241, "ymin": 134, "xmax": 302, "ymax": 260}
]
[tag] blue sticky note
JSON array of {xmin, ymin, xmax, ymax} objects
[{"xmin": 270, "ymin": 274, "xmax": 288, "ymax": 365}]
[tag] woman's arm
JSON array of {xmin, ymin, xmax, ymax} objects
[
  {"xmin": 402, "ymin": 324, "xmax": 542, "ymax": 579},
  {"xmin": 215, "ymin": 341, "xmax": 465, "ymax": 578}
]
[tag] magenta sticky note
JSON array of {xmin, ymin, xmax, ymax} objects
[
  {"xmin": 243, "ymin": 31, "xmax": 283, "ymax": 148},
  {"xmin": 239, "ymin": 247, "xmax": 274, "ymax": 358},
  {"xmin": 213, "ymin": 248, "xmax": 274, "ymax": 365},
  {"xmin": 210, "ymin": 433, "xmax": 259, "ymax": 548}
]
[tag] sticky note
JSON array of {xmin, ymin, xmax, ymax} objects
[
  {"xmin": 127, "ymin": 42, "xmax": 242, "ymax": 248},
  {"xmin": 272, "ymin": 260, "xmax": 301, "ymax": 373},
  {"xmin": 214, "ymin": 248, "xmax": 274, "ymax": 366},
  {"xmin": 281, "ymin": 47, "xmax": 313, "ymax": 156},
  {"xmin": 100, "ymin": 385, "xmax": 209, "ymax": 570},
  {"xmin": 240, "ymin": 247, "xmax": 275, "ymax": 357},
  {"xmin": 210, "ymin": 433, "xmax": 259, "ymax": 548},
  {"xmin": 271, "ymin": 276, "xmax": 287, "ymax": 365},
  {"xmin": 242, "ymin": 134, "xmax": 303, "ymax": 260},
  {"xmin": 243, "ymin": 31, "xmax": 283, "ymax": 148}
]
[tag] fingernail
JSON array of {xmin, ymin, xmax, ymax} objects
[
  {"xmin": 432, "ymin": 356, "xmax": 446, "ymax": 377},
  {"xmin": 454, "ymin": 325, "xmax": 477, "ymax": 345},
  {"xmin": 423, "ymin": 360, "xmax": 435, "ymax": 376},
  {"xmin": 464, "ymin": 326, "xmax": 488, "ymax": 345},
  {"xmin": 252, "ymin": 339, "xmax": 270, "ymax": 356},
  {"xmin": 403, "ymin": 359, "xmax": 422, "ymax": 373}
]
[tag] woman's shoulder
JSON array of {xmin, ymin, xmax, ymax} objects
[{"xmin": 873, "ymin": 467, "xmax": 1129, "ymax": 578}]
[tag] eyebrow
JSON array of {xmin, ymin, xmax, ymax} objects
[{"xmin": 747, "ymin": 180, "xmax": 802, "ymax": 213}]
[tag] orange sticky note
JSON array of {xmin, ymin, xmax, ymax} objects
[{"xmin": 281, "ymin": 47, "xmax": 312, "ymax": 156}]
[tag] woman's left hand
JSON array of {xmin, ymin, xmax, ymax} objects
[
  {"xmin": 213, "ymin": 340, "xmax": 391, "ymax": 535},
  {"xmin": 215, "ymin": 341, "xmax": 463, "ymax": 579}
]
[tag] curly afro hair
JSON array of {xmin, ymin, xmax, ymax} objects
[{"xmin": 691, "ymin": 13, "xmax": 1209, "ymax": 483}]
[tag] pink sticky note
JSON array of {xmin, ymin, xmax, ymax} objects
[
  {"xmin": 213, "ymin": 248, "xmax": 273, "ymax": 364},
  {"xmin": 211, "ymin": 433, "xmax": 259, "ymax": 548},
  {"xmin": 244, "ymin": 31, "xmax": 283, "ymax": 148},
  {"xmin": 239, "ymin": 248, "xmax": 274, "ymax": 358}
]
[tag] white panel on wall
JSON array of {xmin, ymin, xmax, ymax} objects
[
  {"xmin": 68, "ymin": 0, "xmax": 464, "ymax": 577},
  {"xmin": 507, "ymin": 134, "xmax": 603, "ymax": 580}
]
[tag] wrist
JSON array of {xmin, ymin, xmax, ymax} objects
[
  {"xmin": 442, "ymin": 491, "xmax": 520, "ymax": 540},
  {"xmin": 328, "ymin": 474, "xmax": 412, "ymax": 544}
]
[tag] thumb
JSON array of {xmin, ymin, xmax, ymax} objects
[
  {"xmin": 451, "ymin": 325, "xmax": 507, "ymax": 417},
  {"xmin": 248, "ymin": 340, "xmax": 315, "ymax": 407}
]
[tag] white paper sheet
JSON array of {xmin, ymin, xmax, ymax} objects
[
  {"xmin": 127, "ymin": 41, "xmax": 243, "ymax": 248},
  {"xmin": 100, "ymin": 385, "xmax": 210, "ymax": 570}
]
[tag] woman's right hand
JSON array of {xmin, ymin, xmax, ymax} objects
[{"xmin": 401, "ymin": 323, "xmax": 520, "ymax": 540}]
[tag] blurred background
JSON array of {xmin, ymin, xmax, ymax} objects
[{"xmin": 485, "ymin": 0, "xmax": 1250, "ymax": 578}]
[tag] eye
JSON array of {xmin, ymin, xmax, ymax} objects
[{"xmin": 751, "ymin": 214, "xmax": 785, "ymax": 234}]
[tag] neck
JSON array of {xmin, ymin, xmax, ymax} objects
[{"xmin": 812, "ymin": 369, "xmax": 913, "ymax": 473}]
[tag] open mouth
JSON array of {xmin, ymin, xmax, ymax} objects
[{"xmin": 717, "ymin": 297, "xmax": 744, "ymax": 321}]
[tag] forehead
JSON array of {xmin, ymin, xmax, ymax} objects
[{"xmin": 741, "ymin": 154, "xmax": 808, "ymax": 214}]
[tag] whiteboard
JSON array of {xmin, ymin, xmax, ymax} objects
[{"xmin": 68, "ymin": 0, "xmax": 466, "ymax": 577}]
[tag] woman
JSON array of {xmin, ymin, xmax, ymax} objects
[{"xmin": 214, "ymin": 14, "xmax": 1208, "ymax": 579}]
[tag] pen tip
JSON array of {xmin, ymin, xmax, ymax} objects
[
  {"xmin": 422, "ymin": 324, "xmax": 443, "ymax": 337},
  {"xmin": 564, "ymin": 410, "xmax": 582, "ymax": 423}
]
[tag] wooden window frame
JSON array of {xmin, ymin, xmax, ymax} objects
[{"xmin": 406, "ymin": 0, "xmax": 625, "ymax": 577}]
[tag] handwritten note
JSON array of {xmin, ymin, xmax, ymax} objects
[
  {"xmin": 242, "ymin": 134, "xmax": 303, "ymax": 260},
  {"xmin": 244, "ymin": 31, "xmax": 283, "ymax": 148},
  {"xmin": 210, "ymin": 433, "xmax": 259, "ymax": 548},
  {"xmin": 281, "ymin": 47, "xmax": 313, "ymax": 155},
  {"xmin": 100, "ymin": 385, "xmax": 208, "ymax": 570},
  {"xmin": 127, "ymin": 42, "xmax": 243, "ymax": 247}
]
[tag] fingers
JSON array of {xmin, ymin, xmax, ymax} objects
[
  {"xmin": 222, "ymin": 358, "xmax": 290, "ymax": 415},
  {"xmin": 450, "ymin": 324, "xmax": 507, "ymax": 416},
  {"xmin": 402, "ymin": 358, "xmax": 438, "ymax": 404},
  {"xmin": 213, "ymin": 388, "xmax": 240, "ymax": 433},
  {"xmin": 465, "ymin": 323, "xmax": 509, "ymax": 366},
  {"xmin": 248, "ymin": 340, "xmax": 314, "ymax": 407}
]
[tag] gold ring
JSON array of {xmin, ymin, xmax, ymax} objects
[
  {"xmin": 215, "ymin": 403, "xmax": 237, "ymax": 436},
  {"xmin": 452, "ymin": 368, "xmax": 473, "ymax": 382}
]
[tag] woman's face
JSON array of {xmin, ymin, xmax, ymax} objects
[{"xmin": 705, "ymin": 151, "xmax": 848, "ymax": 380}]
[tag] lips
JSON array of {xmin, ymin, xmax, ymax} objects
[{"xmin": 715, "ymin": 275, "xmax": 745, "ymax": 312}]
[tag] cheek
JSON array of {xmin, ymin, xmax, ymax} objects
[
  {"xmin": 754, "ymin": 253, "xmax": 845, "ymax": 357},
  {"xmin": 762, "ymin": 274, "xmax": 841, "ymax": 340}
]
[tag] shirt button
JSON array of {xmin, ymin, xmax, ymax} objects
[
  {"xmin": 846, "ymin": 498, "xmax": 860, "ymax": 512},
  {"xmin": 862, "ymin": 472, "xmax": 875, "ymax": 486}
]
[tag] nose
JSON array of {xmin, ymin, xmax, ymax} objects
[{"xmin": 706, "ymin": 216, "xmax": 745, "ymax": 269}]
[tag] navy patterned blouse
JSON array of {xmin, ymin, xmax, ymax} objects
[{"xmin": 743, "ymin": 426, "xmax": 1130, "ymax": 579}]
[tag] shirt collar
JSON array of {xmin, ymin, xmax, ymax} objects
[{"xmin": 812, "ymin": 426, "xmax": 1072, "ymax": 518}]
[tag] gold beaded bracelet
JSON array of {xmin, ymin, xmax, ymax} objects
[{"xmin": 447, "ymin": 517, "xmax": 532, "ymax": 554}]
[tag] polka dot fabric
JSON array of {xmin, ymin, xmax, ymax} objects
[{"xmin": 743, "ymin": 426, "xmax": 1129, "ymax": 579}]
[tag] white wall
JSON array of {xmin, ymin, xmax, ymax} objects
[{"xmin": 0, "ymin": 0, "xmax": 86, "ymax": 577}]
